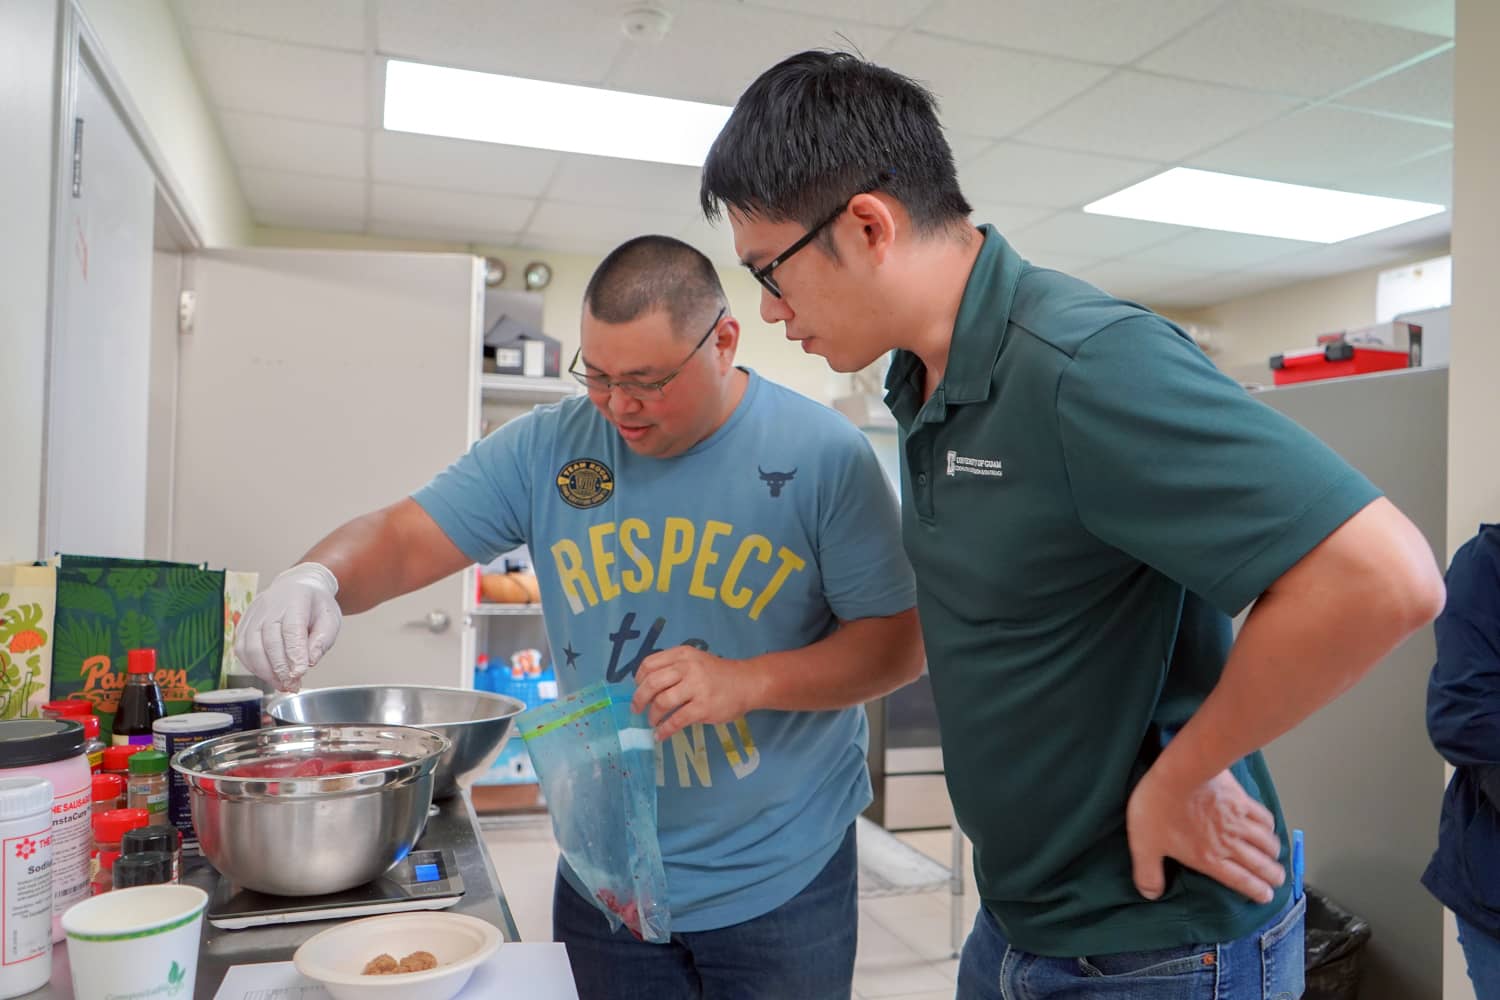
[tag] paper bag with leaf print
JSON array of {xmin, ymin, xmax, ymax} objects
[
  {"xmin": 0, "ymin": 563, "xmax": 56, "ymax": 719},
  {"xmin": 50, "ymin": 555, "xmax": 225, "ymax": 732},
  {"xmin": 219, "ymin": 570, "xmax": 260, "ymax": 686}
]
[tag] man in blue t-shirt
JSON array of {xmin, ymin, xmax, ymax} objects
[{"xmin": 234, "ymin": 235, "xmax": 924, "ymax": 999}]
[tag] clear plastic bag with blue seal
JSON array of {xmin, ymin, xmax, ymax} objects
[{"xmin": 516, "ymin": 680, "xmax": 669, "ymax": 942}]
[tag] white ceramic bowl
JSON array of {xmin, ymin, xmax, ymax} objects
[{"xmin": 292, "ymin": 911, "xmax": 503, "ymax": 1000}]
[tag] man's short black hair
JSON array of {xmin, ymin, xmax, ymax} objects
[
  {"xmin": 583, "ymin": 235, "xmax": 728, "ymax": 337},
  {"xmin": 700, "ymin": 50, "xmax": 972, "ymax": 234}
]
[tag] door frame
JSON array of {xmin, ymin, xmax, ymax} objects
[{"xmin": 41, "ymin": 0, "xmax": 204, "ymax": 556}]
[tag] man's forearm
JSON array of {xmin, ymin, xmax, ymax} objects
[
  {"xmin": 744, "ymin": 608, "xmax": 924, "ymax": 712},
  {"xmin": 1152, "ymin": 500, "xmax": 1444, "ymax": 791},
  {"xmin": 302, "ymin": 499, "xmax": 469, "ymax": 614}
]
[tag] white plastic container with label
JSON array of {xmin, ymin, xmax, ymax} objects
[
  {"xmin": 0, "ymin": 776, "xmax": 53, "ymax": 999},
  {"xmin": 0, "ymin": 720, "xmax": 92, "ymax": 943}
]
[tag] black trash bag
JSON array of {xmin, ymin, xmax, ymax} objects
[{"xmin": 1304, "ymin": 886, "xmax": 1373, "ymax": 1000}]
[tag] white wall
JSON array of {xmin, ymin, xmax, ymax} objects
[
  {"xmin": 0, "ymin": 0, "xmax": 59, "ymax": 563},
  {"xmin": 76, "ymin": 0, "xmax": 250, "ymax": 247},
  {"xmin": 253, "ymin": 226, "xmax": 837, "ymax": 405}
]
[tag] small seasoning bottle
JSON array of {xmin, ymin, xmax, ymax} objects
[
  {"xmin": 39, "ymin": 700, "xmax": 92, "ymax": 722},
  {"xmin": 126, "ymin": 750, "xmax": 168, "ymax": 820},
  {"xmin": 91, "ymin": 808, "xmax": 149, "ymax": 894},
  {"xmin": 82, "ymin": 715, "xmax": 107, "ymax": 773},
  {"xmin": 121, "ymin": 824, "xmax": 182, "ymax": 884},
  {"xmin": 100, "ymin": 744, "xmax": 146, "ymax": 782},
  {"xmin": 111, "ymin": 649, "xmax": 165, "ymax": 747},
  {"xmin": 111, "ymin": 851, "xmax": 173, "ymax": 890},
  {"xmin": 91, "ymin": 773, "xmax": 125, "ymax": 816}
]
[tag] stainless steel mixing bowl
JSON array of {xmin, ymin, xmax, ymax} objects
[
  {"xmin": 171, "ymin": 723, "xmax": 449, "ymax": 897},
  {"xmin": 266, "ymin": 685, "xmax": 525, "ymax": 798}
]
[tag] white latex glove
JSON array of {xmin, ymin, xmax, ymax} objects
[{"xmin": 234, "ymin": 562, "xmax": 342, "ymax": 692}]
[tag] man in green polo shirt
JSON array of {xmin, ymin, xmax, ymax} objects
[{"xmin": 700, "ymin": 51, "xmax": 1446, "ymax": 998}]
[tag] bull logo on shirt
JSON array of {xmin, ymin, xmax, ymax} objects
[{"xmin": 758, "ymin": 466, "xmax": 796, "ymax": 498}]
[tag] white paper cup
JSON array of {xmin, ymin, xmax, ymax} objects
[{"xmin": 62, "ymin": 884, "xmax": 207, "ymax": 1000}]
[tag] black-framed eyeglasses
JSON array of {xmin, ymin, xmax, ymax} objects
[
  {"xmin": 743, "ymin": 176, "xmax": 887, "ymax": 299},
  {"xmin": 569, "ymin": 307, "xmax": 726, "ymax": 401}
]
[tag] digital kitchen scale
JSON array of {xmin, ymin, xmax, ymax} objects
[{"xmin": 207, "ymin": 848, "xmax": 465, "ymax": 929}]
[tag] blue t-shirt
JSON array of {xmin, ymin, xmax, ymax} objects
[{"xmin": 413, "ymin": 369, "xmax": 917, "ymax": 930}]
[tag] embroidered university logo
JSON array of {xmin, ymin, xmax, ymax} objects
[
  {"xmin": 946, "ymin": 450, "xmax": 1003, "ymax": 478},
  {"xmin": 758, "ymin": 466, "xmax": 797, "ymax": 498},
  {"xmin": 557, "ymin": 458, "xmax": 615, "ymax": 509}
]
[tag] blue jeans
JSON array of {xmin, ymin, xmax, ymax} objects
[
  {"xmin": 553, "ymin": 823, "xmax": 857, "ymax": 1000},
  {"xmin": 1457, "ymin": 915, "xmax": 1500, "ymax": 1000},
  {"xmin": 957, "ymin": 894, "xmax": 1306, "ymax": 1000}
]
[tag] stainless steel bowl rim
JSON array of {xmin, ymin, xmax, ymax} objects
[
  {"xmin": 265, "ymin": 683, "xmax": 526, "ymax": 728},
  {"xmin": 171, "ymin": 723, "xmax": 451, "ymax": 801}
]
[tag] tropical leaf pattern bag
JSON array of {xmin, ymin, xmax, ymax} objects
[
  {"xmin": 50, "ymin": 555, "xmax": 226, "ymax": 731},
  {"xmin": 0, "ymin": 563, "xmax": 56, "ymax": 719}
]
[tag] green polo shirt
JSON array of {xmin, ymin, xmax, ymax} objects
[{"xmin": 885, "ymin": 226, "xmax": 1381, "ymax": 957}]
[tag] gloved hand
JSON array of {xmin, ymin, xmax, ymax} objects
[{"xmin": 234, "ymin": 562, "xmax": 342, "ymax": 692}]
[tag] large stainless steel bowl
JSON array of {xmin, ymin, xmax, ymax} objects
[
  {"xmin": 266, "ymin": 685, "xmax": 525, "ymax": 799},
  {"xmin": 172, "ymin": 723, "xmax": 449, "ymax": 897}
]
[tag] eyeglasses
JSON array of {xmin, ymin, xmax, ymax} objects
[
  {"xmin": 569, "ymin": 307, "xmax": 726, "ymax": 401},
  {"xmin": 743, "ymin": 176, "xmax": 887, "ymax": 299}
]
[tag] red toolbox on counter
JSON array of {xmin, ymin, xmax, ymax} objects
[{"xmin": 1268, "ymin": 342, "xmax": 1410, "ymax": 386}]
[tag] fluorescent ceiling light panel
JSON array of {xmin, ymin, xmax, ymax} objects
[
  {"xmin": 1084, "ymin": 167, "xmax": 1444, "ymax": 243},
  {"xmin": 384, "ymin": 59, "xmax": 732, "ymax": 167}
]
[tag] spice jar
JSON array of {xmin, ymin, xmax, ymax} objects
[
  {"xmin": 126, "ymin": 750, "xmax": 168, "ymax": 821},
  {"xmin": 91, "ymin": 808, "xmax": 149, "ymax": 895},
  {"xmin": 111, "ymin": 851, "xmax": 173, "ymax": 890},
  {"xmin": 81, "ymin": 716, "xmax": 106, "ymax": 773},
  {"xmin": 39, "ymin": 700, "xmax": 92, "ymax": 722},
  {"xmin": 100, "ymin": 745, "xmax": 146, "ymax": 782},
  {"xmin": 121, "ymin": 825, "xmax": 182, "ymax": 884},
  {"xmin": 91, "ymin": 774, "xmax": 125, "ymax": 816}
]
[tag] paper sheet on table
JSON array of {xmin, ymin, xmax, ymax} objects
[{"xmin": 213, "ymin": 943, "xmax": 578, "ymax": 999}]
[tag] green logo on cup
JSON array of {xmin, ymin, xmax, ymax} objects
[{"xmin": 167, "ymin": 961, "xmax": 186, "ymax": 995}]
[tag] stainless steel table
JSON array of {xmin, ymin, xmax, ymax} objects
[{"xmin": 26, "ymin": 792, "xmax": 520, "ymax": 999}]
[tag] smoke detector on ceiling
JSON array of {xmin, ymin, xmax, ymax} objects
[{"xmin": 621, "ymin": 5, "xmax": 673, "ymax": 42}]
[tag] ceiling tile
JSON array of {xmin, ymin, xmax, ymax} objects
[
  {"xmin": 370, "ymin": 183, "xmax": 535, "ymax": 234},
  {"xmin": 1336, "ymin": 148, "xmax": 1452, "ymax": 206},
  {"xmin": 374, "ymin": 0, "xmax": 624, "ymax": 86},
  {"xmin": 1076, "ymin": 258, "xmax": 1222, "ymax": 303},
  {"xmin": 1016, "ymin": 72, "xmax": 1296, "ymax": 161},
  {"xmin": 526, "ymin": 200, "xmax": 694, "ymax": 253},
  {"xmin": 1019, "ymin": 251, "xmax": 1108, "ymax": 274},
  {"xmin": 1138, "ymin": 1, "xmax": 1447, "ymax": 99},
  {"xmin": 372, "ymin": 131, "xmax": 562, "ymax": 199},
  {"xmin": 963, "ymin": 142, "xmax": 1162, "ymax": 208},
  {"xmin": 172, "ymin": 0, "xmax": 366, "ymax": 51},
  {"xmin": 738, "ymin": 0, "xmax": 930, "ymax": 28},
  {"xmin": 240, "ymin": 168, "xmax": 366, "ymax": 230},
  {"xmin": 1188, "ymin": 106, "xmax": 1451, "ymax": 186},
  {"xmin": 917, "ymin": 0, "xmax": 1224, "ymax": 65},
  {"xmin": 1275, "ymin": 0, "xmax": 1454, "ymax": 38},
  {"xmin": 1009, "ymin": 211, "xmax": 1190, "ymax": 258},
  {"xmin": 187, "ymin": 29, "xmax": 365, "ymax": 125},
  {"xmin": 547, "ymin": 156, "xmax": 703, "ymax": 213},
  {"xmin": 879, "ymin": 33, "xmax": 1111, "ymax": 139},
  {"xmin": 520, "ymin": 230, "xmax": 640, "ymax": 257},
  {"xmin": 607, "ymin": 3, "xmax": 895, "ymax": 106},
  {"xmin": 1131, "ymin": 230, "xmax": 1317, "ymax": 271},
  {"xmin": 967, "ymin": 202, "xmax": 1055, "ymax": 234},
  {"xmin": 1335, "ymin": 47, "xmax": 1452, "ymax": 123},
  {"xmin": 218, "ymin": 111, "xmax": 365, "ymax": 179}
]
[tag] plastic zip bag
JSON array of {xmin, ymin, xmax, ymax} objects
[{"xmin": 518, "ymin": 681, "xmax": 669, "ymax": 942}]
